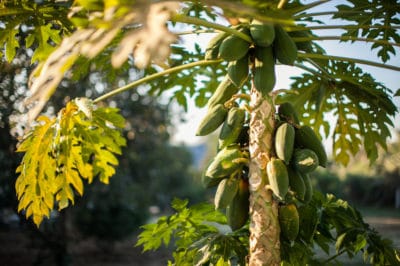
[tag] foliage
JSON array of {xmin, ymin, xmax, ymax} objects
[
  {"xmin": 137, "ymin": 198, "xmax": 249, "ymax": 266},
  {"xmin": 15, "ymin": 98, "xmax": 126, "ymax": 226},
  {"xmin": 280, "ymin": 60, "xmax": 396, "ymax": 165},
  {"xmin": 333, "ymin": 0, "xmax": 400, "ymax": 62},
  {"xmin": 138, "ymin": 194, "xmax": 399, "ymax": 265}
]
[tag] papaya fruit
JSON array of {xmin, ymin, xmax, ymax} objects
[
  {"xmin": 295, "ymin": 125, "xmax": 327, "ymax": 167},
  {"xmin": 298, "ymin": 204, "xmax": 318, "ymax": 243},
  {"xmin": 278, "ymin": 102, "xmax": 300, "ymax": 125},
  {"xmin": 279, "ymin": 203, "xmax": 300, "ymax": 241},
  {"xmin": 227, "ymin": 178, "xmax": 250, "ymax": 231},
  {"xmin": 227, "ymin": 55, "xmax": 249, "ymax": 87},
  {"xmin": 196, "ymin": 104, "xmax": 227, "ymax": 136},
  {"xmin": 274, "ymin": 122, "xmax": 295, "ymax": 164},
  {"xmin": 214, "ymin": 177, "xmax": 239, "ymax": 210},
  {"xmin": 253, "ymin": 46, "xmax": 276, "ymax": 95},
  {"xmin": 201, "ymin": 173, "xmax": 224, "ymax": 188},
  {"xmin": 301, "ymin": 173, "xmax": 313, "ymax": 203},
  {"xmin": 249, "ymin": 19, "xmax": 275, "ymax": 47},
  {"xmin": 205, "ymin": 145, "xmax": 243, "ymax": 179},
  {"xmin": 219, "ymin": 107, "xmax": 246, "ymax": 149},
  {"xmin": 207, "ymin": 75, "xmax": 240, "ymax": 108},
  {"xmin": 205, "ymin": 31, "xmax": 229, "ymax": 60},
  {"xmin": 273, "ymin": 25, "xmax": 298, "ymax": 65},
  {"xmin": 219, "ymin": 28, "xmax": 251, "ymax": 61},
  {"xmin": 266, "ymin": 157, "xmax": 289, "ymax": 200},
  {"xmin": 287, "ymin": 167, "xmax": 306, "ymax": 201},
  {"xmin": 292, "ymin": 148, "xmax": 319, "ymax": 174}
]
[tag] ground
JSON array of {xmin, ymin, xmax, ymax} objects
[{"xmin": 1, "ymin": 214, "xmax": 399, "ymax": 265}]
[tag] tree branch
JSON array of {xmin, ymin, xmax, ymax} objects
[
  {"xmin": 291, "ymin": 35, "xmax": 400, "ymax": 48},
  {"xmin": 93, "ymin": 59, "xmax": 222, "ymax": 103},
  {"xmin": 298, "ymin": 53, "xmax": 400, "ymax": 72}
]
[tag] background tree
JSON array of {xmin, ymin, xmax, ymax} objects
[{"xmin": 0, "ymin": 0, "xmax": 399, "ymax": 265}]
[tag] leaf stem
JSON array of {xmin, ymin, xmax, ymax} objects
[
  {"xmin": 323, "ymin": 250, "xmax": 346, "ymax": 264},
  {"xmin": 93, "ymin": 59, "xmax": 223, "ymax": 103},
  {"xmin": 288, "ymin": 24, "xmax": 400, "ymax": 31},
  {"xmin": 292, "ymin": 36, "xmax": 400, "ymax": 48},
  {"xmin": 298, "ymin": 53, "xmax": 400, "ymax": 72},
  {"xmin": 170, "ymin": 14, "xmax": 253, "ymax": 43},
  {"xmin": 294, "ymin": 10, "xmax": 377, "ymax": 19}
]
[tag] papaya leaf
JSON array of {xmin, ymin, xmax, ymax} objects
[
  {"xmin": 284, "ymin": 60, "xmax": 396, "ymax": 165},
  {"xmin": 333, "ymin": 0, "xmax": 400, "ymax": 62},
  {"xmin": 395, "ymin": 88, "xmax": 400, "ymax": 97},
  {"xmin": 15, "ymin": 98, "xmax": 126, "ymax": 226}
]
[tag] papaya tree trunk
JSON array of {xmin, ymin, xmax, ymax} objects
[{"xmin": 248, "ymin": 86, "xmax": 281, "ymax": 265}]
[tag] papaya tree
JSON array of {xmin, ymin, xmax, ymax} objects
[{"xmin": 1, "ymin": 0, "xmax": 399, "ymax": 265}]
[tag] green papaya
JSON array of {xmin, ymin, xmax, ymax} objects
[
  {"xmin": 205, "ymin": 145, "xmax": 243, "ymax": 179},
  {"xmin": 205, "ymin": 31, "xmax": 229, "ymax": 60},
  {"xmin": 274, "ymin": 122, "xmax": 295, "ymax": 164},
  {"xmin": 227, "ymin": 55, "xmax": 249, "ymax": 87},
  {"xmin": 253, "ymin": 46, "xmax": 276, "ymax": 95},
  {"xmin": 266, "ymin": 157, "xmax": 289, "ymax": 200},
  {"xmin": 287, "ymin": 167, "xmax": 306, "ymax": 201},
  {"xmin": 273, "ymin": 25, "xmax": 298, "ymax": 65},
  {"xmin": 219, "ymin": 28, "xmax": 251, "ymax": 61},
  {"xmin": 227, "ymin": 178, "xmax": 250, "ymax": 231},
  {"xmin": 196, "ymin": 104, "xmax": 227, "ymax": 136},
  {"xmin": 298, "ymin": 204, "xmax": 318, "ymax": 243},
  {"xmin": 301, "ymin": 173, "xmax": 313, "ymax": 204},
  {"xmin": 201, "ymin": 173, "xmax": 224, "ymax": 188},
  {"xmin": 249, "ymin": 19, "xmax": 275, "ymax": 47},
  {"xmin": 278, "ymin": 102, "xmax": 300, "ymax": 125},
  {"xmin": 219, "ymin": 107, "xmax": 246, "ymax": 149},
  {"xmin": 295, "ymin": 125, "xmax": 327, "ymax": 167},
  {"xmin": 208, "ymin": 75, "xmax": 240, "ymax": 108},
  {"xmin": 279, "ymin": 203, "xmax": 300, "ymax": 241},
  {"xmin": 214, "ymin": 177, "xmax": 239, "ymax": 210},
  {"xmin": 293, "ymin": 148, "xmax": 319, "ymax": 174}
]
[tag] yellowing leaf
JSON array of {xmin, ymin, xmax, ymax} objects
[{"xmin": 16, "ymin": 98, "xmax": 126, "ymax": 226}]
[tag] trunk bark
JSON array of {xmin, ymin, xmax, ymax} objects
[{"xmin": 248, "ymin": 87, "xmax": 280, "ymax": 265}]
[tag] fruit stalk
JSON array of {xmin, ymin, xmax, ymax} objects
[{"xmin": 248, "ymin": 85, "xmax": 281, "ymax": 265}]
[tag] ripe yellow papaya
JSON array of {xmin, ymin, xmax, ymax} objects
[
  {"xmin": 196, "ymin": 104, "xmax": 227, "ymax": 136},
  {"xmin": 253, "ymin": 46, "xmax": 276, "ymax": 95},
  {"xmin": 219, "ymin": 28, "xmax": 251, "ymax": 61},
  {"xmin": 205, "ymin": 31, "xmax": 229, "ymax": 60},
  {"xmin": 273, "ymin": 25, "xmax": 298, "ymax": 65},
  {"xmin": 227, "ymin": 55, "xmax": 249, "ymax": 87},
  {"xmin": 214, "ymin": 177, "xmax": 239, "ymax": 210},
  {"xmin": 249, "ymin": 19, "xmax": 275, "ymax": 47},
  {"xmin": 287, "ymin": 167, "xmax": 306, "ymax": 201},
  {"xmin": 275, "ymin": 122, "xmax": 295, "ymax": 164},
  {"xmin": 227, "ymin": 178, "xmax": 250, "ymax": 231},
  {"xmin": 266, "ymin": 157, "xmax": 289, "ymax": 200},
  {"xmin": 278, "ymin": 102, "xmax": 300, "ymax": 125},
  {"xmin": 205, "ymin": 145, "xmax": 243, "ymax": 179},
  {"xmin": 292, "ymin": 148, "xmax": 319, "ymax": 174},
  {"xmin": 207, "ymin": 75, "xmax": 240, "ymax": 108},
  {"xmin": 219, "ymin": 107, "xmax": 246, "ymax": 149},
  {"xmin": 295, "ymin": 125, "xmax": 327, "ymax": 167},
  {"xmin": 279, "ymin": 203, "xmax": 300, "ymax": 241}
]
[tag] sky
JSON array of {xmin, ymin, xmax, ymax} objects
[{"xmin": 170, "ymin": 1, "xmax": 400, "ymax": 147}]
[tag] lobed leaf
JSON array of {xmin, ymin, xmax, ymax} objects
[{"xmin": 15, "ymin": 98, "xmax": 126, "ymax": 226}]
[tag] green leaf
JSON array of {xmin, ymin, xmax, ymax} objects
[
  {"xmin": 284, "ymin": 60, "xmax": 396, "ymax": 165},
  {"xmin": 5, "ymin": 28, "xmax": 19, "ymax": 62},
  {"xmin": 395, "ymin": 89, "xmax": 400, "ymax": 97},
  {"xmin": 15, "ymin": 98, "xmax": 126, "ymax": 226}
]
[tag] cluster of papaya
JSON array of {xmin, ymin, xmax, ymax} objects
[
  {"xmin": 270, "ymin": 102, "xmax": 328, "ymax": 241},
  {"xmin": 199, "ymin": 110, "xmax": 250, "ymax": 231},
  {"xmin": 197, "ymin": 20, "xmax": 303, "ymax": 232},
  {"xmin": 204, "ymin": 19, "xmax": 298, "ymax": 96}
]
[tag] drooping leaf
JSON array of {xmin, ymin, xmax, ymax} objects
[
  {"xmin": 282, "ymin": 60, "xmax": 396, "ymax": 165},
  {"xmin": 15, "ymin": 98, "xmax": 126, "ymax": 226}
]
